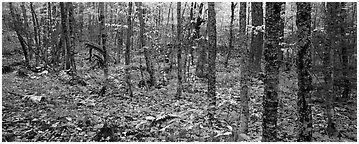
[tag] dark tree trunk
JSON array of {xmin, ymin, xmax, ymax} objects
[
  {"xmin": 9, "ymin": 2, "xmax": 29, "ymax": 68},
  {"xmin": 9, "ymin": 2, "xmax": 29, "ymax": 67},
  {"xmin": 239, "ymin": 2, "xmax": 247, "ymax": 35},
  {"xmin": 176, "ymin": 2, "xmax": 183, "ymax": 98},
  {"xmin": 251, "ymin": 2, "xmax": 264, "ymax": 73},
  {"xmin": 99, "ymin": 2, "xmax": 108, "ymax": 96},
  {"xmin": 296, "ymin": 2, "xmax": 313, "ymax": 142},
  {"xmin": 224, "ymin": 2, "xmax": 236, "ymax": 68},
  {"xmin": 126, "ymin": 2, "xmax": 133, "ymax": 97},
  {"xmin": 207, "ymin": 2, "xmax": 217, "ymax": 125},
  {"xmin": 324, "ymin": 2, "xmax": 343, "ymax": 138},
  {"xmin": 67, "ymin": 2, "xmax": 76, "ymax": 72},
  {"xmin": 30, "ymin": 2, "xmax": 40, "ymax": 66},
  {"xmin": 263, "ymin": 2, "xmax": 284, "ymax": 142},
  {"xmin": 60, "ymin": 2, "xmax": 69, "ymax": 70}
]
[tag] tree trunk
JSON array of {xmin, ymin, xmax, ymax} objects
[
  {"xmin": 224, "ymin": 2, "xmax": 235, "ymax": 68},
  {"xmin": 296, "ymin": 2, "xmax": 313, "ymax": 142},
  {"xmin": 67, "ymin": 2, "xmax": 76, "ymax": 72},
  {"xmin": 263, "ymin": 2, "xmax": 284, "ymax": 142},
  {"xmin": 324, "ymin": 2, "xmax": 342, "ymax": 138},
  {"xmin": 9, "ymin": 2, "xmax": 29, "ymax": 68},
  {"xmin": 251, "ymin": 2, "xmax": 264, "ymax": 73},
  {"xmin": 176, "ymin": 2, "xmax": 183, "ymax": 98},
  {"xmin": 126, "ymin": 2, "xmax": 134, "ymax": 97},
  {"xmin": 60, "ymin": 2, "xmax": 69, "ymax": 70},
  {"xmin": 239, "ymin": 2, "xmax": 247, "ymax": 35},
  {"xmin": 30, "ymin": 2, "xmax": 40, "ymax": 67},
  {"xmin": 99, "ymin": 2, "xmax": 108, "ymax": 96},
  {"xmin": 207, "ymin": 2, "xmax": 217, "ymax": 126},
  {"xmin": 136, "ymin": 2, "xmax": 155, "ymax": 88},
  {"xmin": 339, "ymin": 2, "xmax": 350, "ymax": 101}
]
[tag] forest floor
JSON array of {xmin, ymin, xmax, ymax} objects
[{"xmin": 2, "ymin": 49, "xmax": 357, "ymax": 142}]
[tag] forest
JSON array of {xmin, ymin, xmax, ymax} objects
[{"xmin": 1, "ymin": 2, "xmax": 357, "ymax": 142}]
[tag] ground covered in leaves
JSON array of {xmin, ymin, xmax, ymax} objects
[{"xmin": 2, "ymin": 52, "xmax": 357, "ymax": 142}]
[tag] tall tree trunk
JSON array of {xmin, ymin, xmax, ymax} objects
[
  {"xmin": 136, "ymin": 2, "xmax": 155, "ymax": 88},
  {"xmin": 296, "ymin": 2, "xmax": 313, "ymax": 142},
  {"xmin": 126, "ymin": 2, "xmax": 134, "ymax": 97},
  {"xmin": 207, "ymin": 2, "xmax": 217, "ymax": 126},
  {"xmin": 9, "ymin": 2, "xmax": 29, "ymax": 68},
  {"xmin": 60, "ymin": 2, "xmax": 69, "ymax": 70},
  {"xmin": 251, "ymin": 2, "xmax": 264, "ymax": 73},
  {"xmin": 239, "ymin": 2, "xmax": 247, "ymax": 35},
  {"xmin": 176, "ymin": 2, "xmax": 183, "ymax": 98},
  {"xmin": 99, "ymin": 2, "xmax": 108, "ymax": 96},
  {"xmin": 239, "ymin": 2, "xmax": 249, "ymax": 135},
  {"xmin": 324, "ymin": 2, "xmax": 342, "ymax": 138},
  {"xmin": 225, "ymin": 2, "xmax": 236, "ymax": 68},
  {"xmin": 67, "ymin": 2, "xmax": 76, "ymax": 72},
  {"xmin": 20, "ymin": 2, "xmax": 31, "ymax": 67},
  {"xmin": 30, "ymin": 2, "xmax": 40, "ymax": 67},
  {"xmin": 263, "ymin": 2, "xmax": 284, "ymax": 142},
  {"xmin": 78, "ymin": 3, "xmax": 84, "ymax": 41},
  {"xmin": 339, "ymin": 2, "xmax": 350, "ymax": 101}
]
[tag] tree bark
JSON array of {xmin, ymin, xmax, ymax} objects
[
  {"xmin": 176, "ymin": 2, "xmax": 183, "ymax": 98},
  {"xmin": 30, "ymin": 2, "xmax": 40, "ymax": 67},
  {"xmin": 126, "ymin": 2, "xmax": 134, "ymax": 97},
  {"xmin": 207, "ymin": 2, "xmax": 217, "ymax": 125},
  {"xmin": 224, "ymin": 2, "xmax": 236, "ymax": 68},
  {"xmin": 251, "ymin": 2, "xmax": 264, "ymax": 73},
  {"xmin": 239, "ymin": 2, "xmax": 247, "ymax": 35},
  {"xmin": 67, "ymin": 2, "xmax": 76, "ymax": 72},
  {"xmin": 60, "ymin": 2, "xmax": 69, "ymax": 70},
  {"xmin": 296, "ymin": 2, "xmax": 313, "ymax": 142},
  {"xmin": 263, "ymin": 2, "xmax": 284, "ymax": 142}
]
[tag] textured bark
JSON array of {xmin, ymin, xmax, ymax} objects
[
  {"xmin": 125, "ymin": 2, "xmax": 133, "ymax": 97},
  {"xmin": 263, "ymin": 2, "xmax": 284, "ymax": 142},
  {"xmin": 251, "ymin": 2, "xmax": 264, "ymax": 73},
  {"xmin": 137, "ymin": 2, "xmax": 155, "ymax": 88},
  {"xmin": 176, "ymin": 2, "xmax": 183, "ymax": 98},
  {"xmin": 207, "ymin": 2, "xmax": 217, "ymax": 123},
  {"xmin": 296, "ymin": 2, "xmax": 312, "ymax": 142}
]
